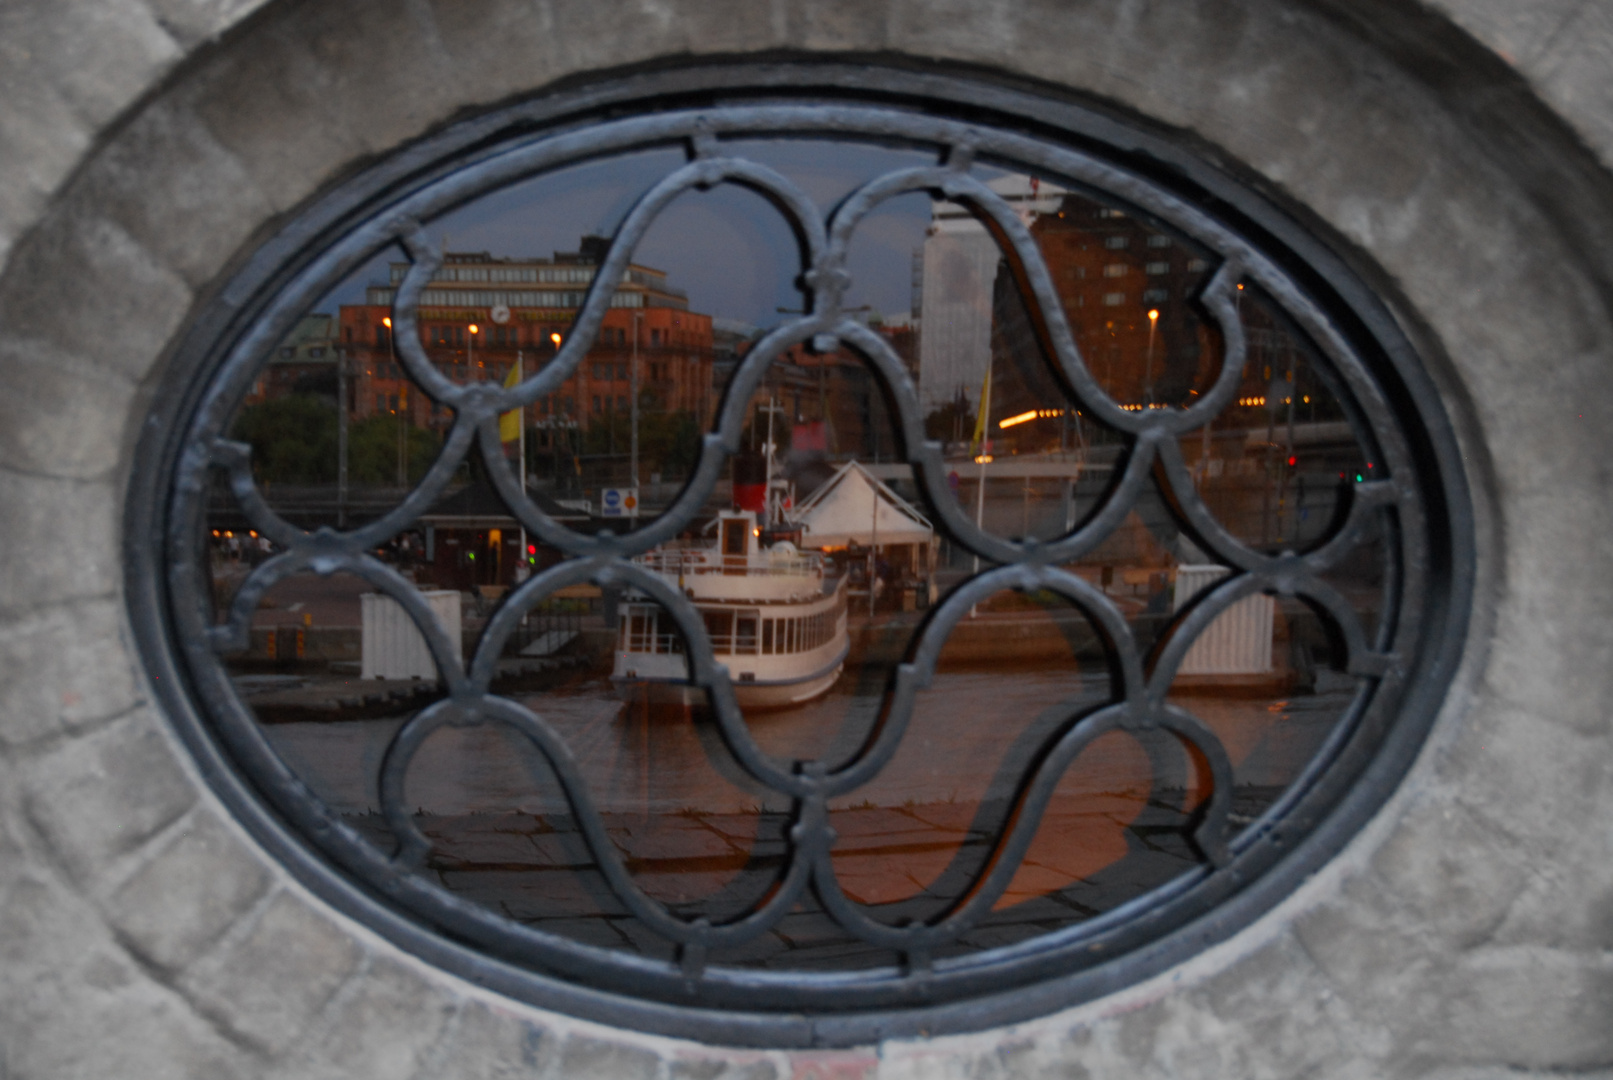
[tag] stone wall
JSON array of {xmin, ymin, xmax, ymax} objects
[{"xmin": 2, "ymin": 1, "xmax": 1612, "ymax": 1076}]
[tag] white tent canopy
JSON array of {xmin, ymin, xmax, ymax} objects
[{"xmin": 790, "ymin": 461, "xmax": 934, "ymax": 549}]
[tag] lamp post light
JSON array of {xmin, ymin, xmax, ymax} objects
[{"xmin": 1144, "ymin": 307, "xmax": 1159, "ymax": 405}]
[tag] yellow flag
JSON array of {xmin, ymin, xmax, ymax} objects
[
  {"xmin": 968, "ymin": 362, "xmax": 992, "ymax": 456},
  {"xmin": 498, "ymin": 358, "xmax": 522, "ymax": 442}
]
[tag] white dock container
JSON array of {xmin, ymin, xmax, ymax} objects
[
  {"xmin": 1171, "ymin": 565, "xmax": 1274, "ymax": 674},
  {"xmin": 360, "ymin": 589, "xmax": 462, "ymax": 681}
]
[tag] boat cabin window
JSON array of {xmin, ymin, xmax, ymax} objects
[
  {"xmin": 702, "ymin": 608, "xmax": 732, "ymax": 652},
  {"xmin": 722, "ymin": 518, "xmax": 747, "ymax": 557},
  {"xmin": 734, "ymin": 614, "xmax": 758, "ymax": 655}
]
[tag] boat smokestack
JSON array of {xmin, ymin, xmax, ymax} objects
[{"xmin": 732, "ymin": 453, "xmax": 766, "ymax": 514}]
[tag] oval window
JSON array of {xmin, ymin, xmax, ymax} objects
[{"xmin": 128, "ymin": 65, "xmax": 1472, "ymax": 1045}]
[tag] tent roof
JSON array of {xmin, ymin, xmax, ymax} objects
[{"xmin": 790, "ymin": 461, "xmax": 934, "ymax": 548}]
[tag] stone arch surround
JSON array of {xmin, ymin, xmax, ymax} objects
[{"xmin": 2, "ymin": 1, "xmax": 1611, "ymax": 1076}]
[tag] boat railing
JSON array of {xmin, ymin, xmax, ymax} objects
[
  {"xmin": 634, "ymin": 548, "xmax": 823, "ymax": 578},
  {"xmin": 624, "ymin": 628, "xmax": 762, "ymax": 657}
]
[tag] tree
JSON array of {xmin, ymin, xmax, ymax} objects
[
  {"xmin": 230, "ymin": 397, "xmax": 442, "ymax": 486},
  {"xmin": 347, "ymin": 413, "xmax": 442, "ymax": 486},
  {"xmin": 581, "ymin": 399, "xmax": 702, "ymax": 479},
  {"xmin": 231, "ymin": 395, "xmax": 338, "ymax": 483}
]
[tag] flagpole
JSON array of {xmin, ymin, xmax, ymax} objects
[
  {"xmin": 970, "ymin": 361, "xmax": 992, "ymax": 618},
  {"xmin": 517, "ymin": 349, "xmax": 527, "ymax": 581}
]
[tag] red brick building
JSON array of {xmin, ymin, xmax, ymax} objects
[{"xmin": 337, "ymin": 243, "xmax": 715, "ymax": 443}]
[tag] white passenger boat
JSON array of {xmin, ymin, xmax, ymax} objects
[{"xmin": 612, "ymin": 509, "xmax": 849, "ymax": 709}]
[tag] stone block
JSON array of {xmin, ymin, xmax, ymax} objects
[
  {"xmin": 0, "ymin": 76, "xmax": 89, "ymax": 270},
  {"xmin": 22, "ymin": 709, "xmax": 195, "ymax": 885},
  {"xmin": 0, "ymin": 595, "xmax": 140, "ymax": 748},
  {"xmin": 554, "ymin": 1032, "xmax": 663, "ymax": 1080},
  {"xmin": 104, "ymin": 808, "xmax": 273, "ymax": 972},
  {"xmin": 1367, "ymin": 793, "xmax": 1530, "ymax": 949},
  {"xmin": 0, "ymin": 470, "xmax": 118, "ymax": 613},
  {"xmin": 177, "ymin": 26, "xmax": 365, "ymax": 215},
  {"xmin": 142, "ymin": 0, "xmax": 273, "ymax": 49},
  {"xmin": 421, "ymin": 0, "xmax": 562, "ymax": 109},
  {"xmin": 246, "ymin": 0, "xmax": 464, "ymax": 158},
  {"xmin": 1527, "ymin": 4, "xmax": 1613, "ymax": 174},
  {"xmin": 0, "ymin": 335, "xmax": 136, "ymax": 480},
  {"xmin": 1488, "ymin": 814, "xmax": 1613, "ymax": 951},
  {"xmin": 409, "ymin": 998, "xmax": 556, "ymax": 1079},
  {"xmin": 1291, "ymin": 871, "xmax": 1448, "ymax": 1038},
  {"xmin": 544, "ymin": 0, "xmax": 704, "ymax": 76},
  {"xmin": 268, "ymin": 956, "xmax": 454, "ymax": 1080},
  {"xmin": 1444, "ymin": 701, "xmax": 1609, "ymax": 834},
  {"xmin": 180, "ymin": 889, "xmax": 362, "ymax": 1055},
  {"xmin": 669, "ymin": 1055, "xmax": 780, "ymax": 1080},
  {"xmin": 78, "ymin": 98, "xmax": 276, "ymax": 290},
  {"xmin": 1426, "ymin": 945, "xmax": 1613, "ymax": 1068},
  {"xmin": 0, "ymin": 209, "xmax": 192, "ymax": 384},
  {"xmin": 0, "ymin": 873, "xmax": 249, "ymax": 1080},
  {"xmin": 1426, "ymin": 0, "xmax": 1587, "ymax": 68},
  {"xmin": 781, "ymin": 0, "xmax": 890, "ymax": 51},
  {"xmin": 1483, "ymin": 495, "xmax": 1613, "ymax": 735},
  {"xmin": 886, "ymin": 0, "xmax": 1016, "ymax": 66},
  {"xmin": 0, "ymin": 0, "xmax": 179, "ymax": 133}
]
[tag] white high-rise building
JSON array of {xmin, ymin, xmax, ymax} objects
[{"xmin": 916, "ymin": 174, "xmax": 1065, "ymax": 416}]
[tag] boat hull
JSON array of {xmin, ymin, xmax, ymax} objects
[{"xmin": 612, "ymin": 660, "xmax": 844, "ymax": 711}]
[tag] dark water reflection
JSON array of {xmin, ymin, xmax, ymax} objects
[{"xmin": 260, "ymin": 666, "xmax": 1357, "ymax": 967}]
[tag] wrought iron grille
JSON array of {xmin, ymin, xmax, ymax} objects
[{"xmin": 129, "ymin": 66, "xmax": 1470, "ymax": 1046}]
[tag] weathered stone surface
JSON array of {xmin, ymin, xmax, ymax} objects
[
  {"xmin": 1427, "ymin": 0, "xmax": 1586, "ymax": 68},
  {"xmin": 0, "ymin": 0, "xmax": 177, "ymax": 264},
  {"xmin": 409, "ymin": 998, "xmax": 557, "ymax": 1080},
  {"xmin": 1, "ymin": 0, "xmax": 1612, "ymax": 1076},
  {"xmin": 104, "ymin": 808, "xmax": 273, "ymax": 972},
  {"xmin": 669, "ymin": 1054, "xmax": 781, "ymax": 1080},
  {"xmin": 1425, "ymin": 945, "xmax": 1613, "ymax": 1069},
  {"xmin": 1367, "ymin": 794, "xmax": 1530, "ymax": 949},
  {"xmin": 22, "ymin": 709, "xmax": 195, "ymax": 885},
  {"xmin": 142, "ymin": 0, "xmax": 273, "ymax": 49},
  {"xmin": 0, "ymin": 209, "xmax": 192, "ymax": 384},
  {"xmin": 268, "ymin": 956, "xmax": 455, "ymax": 1080},
  {"xmin": 0, "ymin": 335, "xmax": 138, "ymax": 480},
  {"xmin": 1512, "ymin": 4, "xmax": 1613, "ymax": 175},
  {"xmin": 181, "ymin": 889, "xmax": 363, "ymax": 1056},
  {"xmin": 0, "ymin": 594, "xmax": 139, "ymax": 747},
  {"xmin": 780, "ymin": 0, "xmax": 890, "ymax": 51},
  {"xmin": 0, "ymin": 872, "xmax": 249, "ymax": 1080},
  {"xmin": 554, "ymin": 1032, "xmax": 663, "ymax": 1080},
  {"xmin": 79, "ymin": 97, "xmax": 276, "ymax": 290},
  {"xmin": 0, "ymin": 470, "xmax": 118, "ymax": 613},
  {"xmin": 177, "ymin": 26, "xmax": 366, "ymax": 214}
]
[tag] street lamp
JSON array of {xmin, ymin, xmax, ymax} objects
[{"xmin": 1144, "ymin": 308, "xmax": 1159, "ymax": 405}]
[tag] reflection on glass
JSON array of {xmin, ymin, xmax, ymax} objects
[{"xmin": 209, "ymin": 144, "xmax": 1385, "ymax": 971}]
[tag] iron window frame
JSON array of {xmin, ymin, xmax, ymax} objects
[{"xmin": 124, "ymin": 60, "xmax": 1474, "ymax": 1047}]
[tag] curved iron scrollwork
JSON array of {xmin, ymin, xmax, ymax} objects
[{"xmin": 143, "ymin": 71, "xmax": 1467, "ymax": 1044}]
